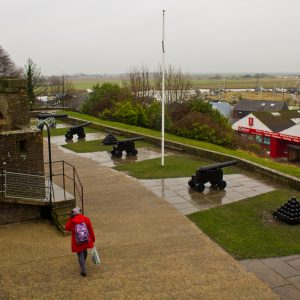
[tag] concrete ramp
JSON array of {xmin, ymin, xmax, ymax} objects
[{"xmin": 0, "ymin": 143, "xmax": 279, "ymax": 299}]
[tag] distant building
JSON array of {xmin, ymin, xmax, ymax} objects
[
  {"xmin": 233, "ymin": 100, "xmax": 289, "ymax": 119},
  {"xmin": 232, "ymin": 110, "xmax": 300, "ymax": 161}
]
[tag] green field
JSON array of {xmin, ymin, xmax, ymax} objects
[
  {"xmin": 71, "ymin": 76, "xmax": 300, "ymax": 90},
  {"xmin": 72, "ymin": 78, "xmax": 123, "ymax": 90},
  {"xmin": 191, "ymin": 77, "xmax": 299, "ymax": 89}
]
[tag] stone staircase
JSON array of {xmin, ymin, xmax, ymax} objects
[{"xmin": 51, "ymin": 199, "xmax": 76, "ymax": 235}]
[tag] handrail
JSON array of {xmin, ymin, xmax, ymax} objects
[
  {"xmin": 44, "ymin": 160, "xmax": 84, "ymax": 213},
  {"xmin": 0, "ymin": 161, "xmax": 84, "ymax": 212}
]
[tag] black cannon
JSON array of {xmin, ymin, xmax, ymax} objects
[
  {"xmin": 65, "ymin": 122, "xmax": 92, "ymax": 141},
  {"xmin": 188, "ymin": 160, "xmax": 237, "ymax": 192},
  {"xmin": 111, "ymin": 137, "xmax": 144, "ymax": 157}
]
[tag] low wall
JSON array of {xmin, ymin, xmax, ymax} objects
[{"xmin": 0, "ymin": 202, "xmax": 44, "ymax": 225}]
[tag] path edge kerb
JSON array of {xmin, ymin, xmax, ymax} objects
[{"xmin": 65, "ymin": 116, "xmax": 300, "ymax": 192}]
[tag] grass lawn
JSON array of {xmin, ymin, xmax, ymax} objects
[
  {"xmin": 57, "ymin": 110, "xmax": 300, "ymax": 179},
  {"xmin": 61, "ymin": 139, "xmax": 154, "ymax": 153},
  {"xmin": 188, "ymin": 189, "xmax": 300, "ymax": 259},
  {"xmin": 114, "ymin": 155, "xmax": 237, "ymax": 179}
]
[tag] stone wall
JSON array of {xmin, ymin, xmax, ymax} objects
[
  {"xmin": 0, "ymin": 202, "xmax": 44, "ymax": 225},
  {"xmin": 0, "ymin": 78, "xmax": 45, "ymax": 225},
  {"xmin": 0, "ymin": 78, "xmax": 44, "ymax": 173},
  {"xmin": 0, "ymin": 78, "xmax": 29, "ymax": 131},
  {"xmin": 0, "ymin": 129, "xmax": 44, "ymax": 173}
]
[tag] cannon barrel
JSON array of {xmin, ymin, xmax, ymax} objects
[
  {"xmin": 68, "ymin": 122, "xmax": 92, "ymax": 130},
  {"xmin": 37, "ymin": 113, "xmax": 68, "ymax": 119},
  {"xmin": 117, "ymin": 137, "xmax": 144, "ymax": 144},
  {"xmin": 198, "ymin": 160, "xmax": 237, "ymax": 172}
]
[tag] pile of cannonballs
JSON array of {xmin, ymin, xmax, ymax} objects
[
  {"xmin": 273, "ymin": 196, "xmax": 300, "ymax": 225},
  {"xmin": 102, "ymin": 133, "xmax": 118, "ymax": 145}
]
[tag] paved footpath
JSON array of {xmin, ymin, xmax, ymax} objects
[
  {"xmin": 0, "ymin": 144, "xmax": 279, "ymax": 299},
  {"xmin": 242, "ymin": 256, "xmax": 300, "ymax": 300}
]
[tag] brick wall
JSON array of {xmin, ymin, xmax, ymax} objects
[
  {"xmin": 0, "ymin": 78, "xmax": 44, "ymax": 173},
  {"xmin": 0, "ymin": 202, "xmax": 43, "ymax": 224},
  {"xmin": 0, "ymin": 78, "xmax": 46, "ymax": 224},
  {"xmin": 0, "ymin": 130, "xmax": 44, "ymax": 172},
  {"xmin": 0, "ymin": 78, "xmax": 29, "ymax": 131}
]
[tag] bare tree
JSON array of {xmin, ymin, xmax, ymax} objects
[
  {"xmin": 123, "ymin": 65, "xmax": 153, "ymax": 102},
  {"xmin": 47, "ymin": 75, "xmax": 74, "ymax": 96},
  {"xmin": 153, "ymin": 65, "xmax": 191, "ymax": 108},
  {"xmin": 46, "ymin": 75, "xmax": 75, "ymax": 107},
  {"xmin": 63, "ymin": 75, "xmax": 75, "ymax": 95},
  {"xmin": 47, "ymin": 75, "xmax": 61, "ymax": 96},
  {"xmin": 0, "ymin": 45, "xmax": 20, "ymax": 77}
]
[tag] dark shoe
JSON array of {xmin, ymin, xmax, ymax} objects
[{"xmin": 80, "ymin": 272, "xmax": 86, "ymax": 277}]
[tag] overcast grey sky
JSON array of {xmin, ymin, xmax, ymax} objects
[{"xmin": 1, "ymin": 0, "xmax": 300, "ymax": 75}]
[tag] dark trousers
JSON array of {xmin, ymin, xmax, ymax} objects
[{"xmin": 77, "ymin": 249, "xmax": 87, "ymax": 273}]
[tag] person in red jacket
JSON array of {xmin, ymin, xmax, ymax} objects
[{"xmin": 65, "ymin": 207, "xmax": 95, "ymax": 277}]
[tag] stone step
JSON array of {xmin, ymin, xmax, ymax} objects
[
  {"xmin": 52, "ymin": 199, "xmax": 76, "ymax": 209},
  {"xmin": 53, "ymin": 206, "xmax": 73, "ymax": 216},
  {"xmin": 51, "ymin": 199, "xmax": 75, "ymax": 235}
]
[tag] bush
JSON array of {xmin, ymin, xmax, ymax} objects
[
  {"xmin": 80, "ymin": 82, "xmax": 131, "ymax": 116},
  {"xmin": 113, "ymin": 102, "xmax": 138, "ymax": 125},
  {"xmin": 171, "ymin": 112, "xmax": 235, "ymax": 147},
  {"xmin": 99, "ymin": 108, "xmax": 113, "ymax": 120},
  {"xmin": 111, "ymin": 102, "xmax": 149, "ymax": 127},
  {"xmin": 146, "ymin": 101, "xmax": 172, "ymax": 131},
  {"xmin": 188, "ymin": 99, "xmax": 231, "ymax": 129},
  {"xmin": 135, "ymin": 103, "xmax": 149, "ymax": 127}
]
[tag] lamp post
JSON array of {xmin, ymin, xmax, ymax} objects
[{"xmin": 36, "ymin": 113, "xmax": 67, "ymax": 203}]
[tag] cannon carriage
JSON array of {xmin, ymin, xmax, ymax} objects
[
  {"xmin": 65, "ymin": 122, "xmax": 92, "ymax": 141},
  {"xmin": 111, "ymin": 137, "xmax": 144, "ymax": 157},
  {"xmin": 188, "ymin": 160, "xmax": 237, "ymax": 192}
]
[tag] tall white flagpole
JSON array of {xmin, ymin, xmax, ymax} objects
[{"xmin": 161, "ymin": 9, "xmax": 165, "ymax": 167}]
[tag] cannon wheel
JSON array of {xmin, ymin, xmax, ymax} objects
[
  {"xmin": 111, "ymin": 149, "xmax": 122, "ymax": 157},
  {"xmin": 209, "ymin": 181, "xmax": 217, "ymax": 187},
  {"xmin": 65, "ymin": 133, "xmax": 73, "ymax": 141},
  {"xmin": 195, "ymin": 183, "xmax": 205, "ymax": 192},
  {"xmin": 217, "ymin": 180, "xmax": 226, "ymax": 190},
  {"xmin": 126, "ymin": 149, "xmax": 138, "ymax": 156},
  {"xmin": 188, "ymin": 179, "xmax": 195, "ymax": 188}
]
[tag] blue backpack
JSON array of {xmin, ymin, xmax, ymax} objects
[{"xmin": 75, "ymin": 221, "xmax": 89, "ymax": 244}]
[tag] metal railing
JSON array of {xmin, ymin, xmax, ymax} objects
[
  {"xmin": 0, "ymin": 161, "xmax": 84, "ymax": 212},
  {"xmin": 0, "ymin": 167, "xmax": 49, "ymax": 201},
  {"xmin": 44, "ymin": 160, "xmax": 84, "ymax": 213}
]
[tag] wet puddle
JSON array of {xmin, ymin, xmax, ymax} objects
[{"xmin": 139, "ymin": 174, "xmax": 277, "ymax": 215}]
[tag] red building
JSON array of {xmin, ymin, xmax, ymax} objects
[{"xmin": 232, "ymin": 110, "xmax": 300, "ymax": 161}]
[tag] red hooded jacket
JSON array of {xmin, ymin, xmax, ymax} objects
[{"xmin": 65, "ymin": 214, "xmax": 95, "ymax": 253}]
